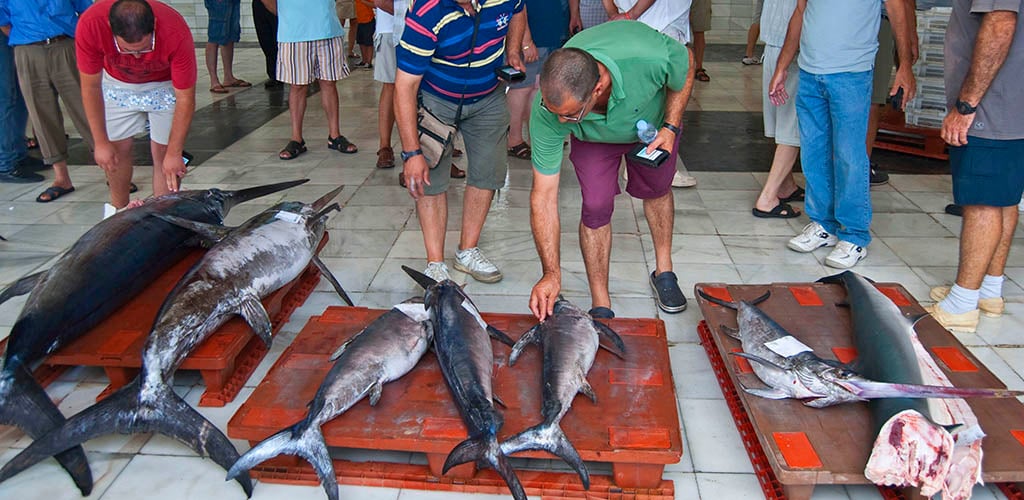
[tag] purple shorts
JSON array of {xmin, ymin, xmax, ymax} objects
[{"xmin": 568, "ymin": 133, "xmax": 681, "ymax": 228}]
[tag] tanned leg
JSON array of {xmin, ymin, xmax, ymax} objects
[
  {"xmin": 955, "ymin": 205, "xmax": 1004, "ymax": 290},
  {"xmin": 754, "ymin": 144, "xmax": 800, "ymax": 212},
  {"xmin": 459, "ymin": 185, "xmax": 495, "ymax": 251},
  {"xmin": 319, "ymin": 79, "xmax": 341, "ymax": 140},
  {"xmin": 580, "ymin": 222, "xmax": 612, "ymax": 309},
  {"xmin": 643, "ymin": 191, "xmax": 675, "ymax": 275},
  {"xmin": 417, "ymin": 193, "xmax": 448, "ymax": 263}
]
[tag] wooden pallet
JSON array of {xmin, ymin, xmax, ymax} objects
[
  {"xmin": 695, "ymin": 282, "xmax": 1024, "ymax": 500},
  {"xmin": 228, "ymin": 307, "xmax": 683, "ymax": 498},
  {"xmin": 875, "ymin": 108, "xmax": 949, "ymax": 161},
  {"xmin": 35, "ymin": 233, "xmax": 328, "ymax": 407}
]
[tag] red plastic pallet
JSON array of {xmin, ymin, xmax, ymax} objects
[
  {"xmin": 38, "ymin": 233, "xmax": 328, "ymax": 407},
  {"xmin": 695, "ymin": 282, "xmax": 1024, "ymax": 500},
  {"xmin": 228, "ymin": 307, "xmax": 682, "ymax": 498}
]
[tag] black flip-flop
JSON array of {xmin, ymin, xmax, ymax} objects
[
  {"xmin": 36, "ymin": 185, "xmax": 75, "ymax": 203},
  {"xmin": 279, "ymin": 140, "xmax": 307, "ymax": 160},
  {"xmin": 327, "ymin": 135, "xmax": 358, "ymax": 154},
  {"xmin": 779, "ymin": 186, "xmax": 805, "ymax": 203},
  {"xmin": 752, "ymin": 202, "xmax": 800, "ymax": 219}
]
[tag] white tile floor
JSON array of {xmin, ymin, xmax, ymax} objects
[{"xmin": 0, "ymin": 48, "xmax": 1022, "ymax": 499}]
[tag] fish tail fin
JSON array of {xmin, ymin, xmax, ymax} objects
[
  {"xmin": 501, "ymin": 423, "xmax": 589, "ymax": 489},
  {"xmin": 444, "ymin": 436, "xmax": 527, "ymax": 500},
  {"xmin": 0, "ymin": 365, "xmax": 93, "ymax": 495},
  {"xmin": 0, "ymin": 379, "xmax": 252, "ymax": 497},
  {"xmin": 227, "ymin": 419, "xmax": 337, "ymax": 500}
]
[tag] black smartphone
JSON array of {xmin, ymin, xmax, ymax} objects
[
  {"xmin": 495, "ymin": 65, "xmax": 526, "ymax": 82},
  {"xmin": 182, "ymin": 150, "xmax": 194, "ymax": 166},
  {"xmin": 889, "ymin": 87, "xmax": 904, "ymax": 110},
  {"xmin": 629, "ymin": 144, "xmax": 669, "ymax": 168}
]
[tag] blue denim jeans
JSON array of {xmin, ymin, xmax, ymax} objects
[
  {"xmin": 0, "ymin": 33, "xmax": 28, "ymax": 173},
  {"xmin": 796, "ymin": 69, "xmax": 873, "ymax": 247}
]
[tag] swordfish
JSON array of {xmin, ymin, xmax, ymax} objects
[
  {"xmin": 401, "ymin": 266, "xmax": 526, "ymax": 500},
  {"xmin": 0, "ymin": 179, "xmax": 307, "ymax": 494},
  {"xmin": 501, "ymin": 297, "xmax": 626, "ymax": 489},
  {"xmin": 697, "ymin": 290, "xmax": 1020, "ymax": 408},
  {"xmin": 227, "ymin": 298, "xmax": 434, "ymax": 500},
  {"xmin": 0, "ymin": 186, "xmax": 352, "ymax": 496}
]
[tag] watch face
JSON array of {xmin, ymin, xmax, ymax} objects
[{"xmin": 956, "ymin": 100, "xmax": 976, "ymax": 115}]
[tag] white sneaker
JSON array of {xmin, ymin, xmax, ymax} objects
[
  {"xmin": 454, "ymin": 247, "xmax": 503, "ymax": 283},
  {"xmin": 825, "ymin": 241, "xmax": 867, "ymax": 268},
  {"xmin": 787, "ymin": 222, "xmax": 838, "ymax": 253},
  {"xmin": 424, "ymin": 261, "xmax": 451, "ymax": 282},
  {"xmin": 672, "ymin": 171, "xmax": 697, "ymax": 188}
]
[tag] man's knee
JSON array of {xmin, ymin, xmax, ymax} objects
[{"xmin": 580, "ymin": 200, "xmax": 614, "ymax": 229}]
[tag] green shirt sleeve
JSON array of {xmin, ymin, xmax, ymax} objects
[
  {"xmin": 664, "ymin": 34, "xmax": 689, "ymax": 92},
  {"xmin": 529, "ymin": 92, "xmax": 569, "ymax": 176}
]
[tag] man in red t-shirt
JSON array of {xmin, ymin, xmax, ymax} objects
[{"xmin": 75, "ymin": 0, "xmax": 197, "ymax": 210}]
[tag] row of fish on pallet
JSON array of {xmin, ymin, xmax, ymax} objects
[
  {"xmin": 0, "ymin": 179, "xmax": 358, "ymax": 496},
  {"xmin": 699, "ymin": 271, "xmax": 1022, "ymax": 500},
  {"xmin": 0, "ymin": 178, "xmax": 628, "ymax": 500}
]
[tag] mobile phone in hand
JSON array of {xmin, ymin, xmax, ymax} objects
[
  {"xmin": 889, "ymin": 87, "xmax": 904, "ymax": 110},
  {"xmin": 182, "ymin": 150, "xmax": 194, "ymax": 166},
  {"xmin": 495, "ymin": 65, "xmax": 526, "ymax": 82},
  {"xmin": 629, "ymin": 144, "xmax": 669, "ymax": 168}
]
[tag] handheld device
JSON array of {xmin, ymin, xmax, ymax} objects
[
  {"xmin": 629, "ymin": 144, "xmax": 670, "ymax": 168},
  {"xmin": 889, "ymin": 87, "xmax": 904, "ymax": 110},
  {"xmin": 182, "ymin": 150, "xmax": 194, "ymax": 166},
  {"xmin": 495, "ymin": 65, "xmax": 526, "ymax": 83}
]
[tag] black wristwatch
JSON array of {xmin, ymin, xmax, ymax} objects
[
  {"xmin": 662, "ymin": 122, "xmax": 681, "ymax": 135},
  {"xmin": 955, "ymin": 99, "xmax": 977, "ymax": 115},
  {"xmin": 400, "ymin": 149, "xmax": 423, "ymax": 161}
]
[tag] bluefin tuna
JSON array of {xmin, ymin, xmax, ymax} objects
[
  {"xmin": 698, "ymin": 289, "xmax": 1021, "ymax": 408},
  {"xmin": 0, "ymin": 186, "xmax": 351, "ymax": 496},
  {"xmin": 401, "ymin": 266, "xmax": 525, "ymax": 500},
  {"xmin": 0, "ymin": 179, "xmax": 307, "ymax": 494},
  {"xmin": 226, "ymin": 298, "xmax": 433, "ymax": 500},
  {"xmin": 500, "ymin": 297, "xmax": 625, "ymax": 488}
]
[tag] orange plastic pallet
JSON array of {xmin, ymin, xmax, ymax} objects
[
  {"xmin": 39, "ymin": 233, "xmax": 328, "ymax": 407},
  {"xmin": 695, "ymin": 282, "xmax": 1024, "ymax": 500},
  {"xmin": 228, "ymin": 307, "xmax": 682, "ymax": 498}
]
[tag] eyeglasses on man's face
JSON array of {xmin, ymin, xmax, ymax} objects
[
  {"xmin": 541, "ymin": 91, "xmax": 594, "ymax": 123},
  {"xmin": 114, "ymin": 33, "xmax": 155, "ymax": 56}
]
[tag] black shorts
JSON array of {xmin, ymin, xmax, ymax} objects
[
  {"xmin": 356, "ymin": 20, "xmax": 375, "ymax": 47},
  {"xmin": 951, "ymin": 136, "xmax": 1024, "ymax": 206}
]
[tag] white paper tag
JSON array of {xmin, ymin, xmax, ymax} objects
[
  {"xmin": 394, "ymin": 302, "xmax": 430, "ymax": 322},
  {"xmin": 274, "ymin": 211, "xmax": 303, "ymax": 224},
  {"xmin": 764, "ymin": 336, "xmax": 813, "ymax": 358},
  {"xmin": 103, "ymin": 203, "xmax": 118, "ymax": 220},
  {"xmin": 461, "ymin": 299, "xmax": 487, "ymax": 330}
]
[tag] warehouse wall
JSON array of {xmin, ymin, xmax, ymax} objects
[{"xmin": 162, "ymin": 0, "xmax": 755, "ymax": 45}]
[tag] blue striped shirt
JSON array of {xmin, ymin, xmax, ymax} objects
[{"xmin": 398, "ymin": 0, "xmax": 524, "ymax": 103}]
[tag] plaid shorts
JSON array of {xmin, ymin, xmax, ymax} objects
[{"xmin": 276, "ymin": 36, "xmax": 350, "ymax": 85}]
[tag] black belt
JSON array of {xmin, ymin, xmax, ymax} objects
[{"xmin": 28, "ymin": 35, "xmax": 70, "ymax": 46}]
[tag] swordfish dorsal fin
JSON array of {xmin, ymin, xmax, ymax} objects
[
  {"xmin": 152, "ymin": 213, "xmax": 232, "ymax": 245},
  {"xmin": 487, "ymin": 325, "xmax": 516, "ymax": 348},
  {"xmin": 0, "ymin": 271, "xmax": 45, "ymax": 305},
  {"xmin": 402, "ymin": 265, "xmax": 438, "ymax": 290},
  {"xmin": 309, "ymin": 203, "xmax": 341, "ymax": 225},
  {"xmin": 311, "ymin": 185, "xmax": 344, "ymax": 212},
  {"xmin": 697, "ymin": 289, "xmax": 771, "ymax": 309},
  {"xmin": 508, "ymin": 324, "xmax": 542, "ymax": 366},
  {"xmin": 239, "ymin": 295, "xmax": 273, "ymax": 347},
  {"xmin": 311, "ymin": 256, "xmax": 354, "ymax": 306}
]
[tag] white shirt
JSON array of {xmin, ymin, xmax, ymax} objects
[{"xmin": 612, "ymin": 0, "xmax": 692, "ymax": 43}]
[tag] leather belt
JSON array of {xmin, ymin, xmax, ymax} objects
[{"xmin": 29, "ymin": 35, "xmax": 70, "ymax": 46}]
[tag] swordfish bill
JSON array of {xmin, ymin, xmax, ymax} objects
[
  {"xmin": 0, "ymin": 185, "xmax": 346, "ymax": 497},
  {"xmin": 501, "ymin": 297, "xmax": 626, "ymax": 489},
  {"xmin": 227, "ymin": 298, "xmax": 433, "ymax": 500},
  {"xmin": 0, "ymin": 179, "xmax": 307, "ymax": 494},
  {"xmin": 401, "ymin": 266, "xmax": 525, "ymax": 500}
]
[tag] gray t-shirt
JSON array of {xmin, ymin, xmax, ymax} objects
[
  {"xmin": 945, "ymin": 0, "xmax": 1024, "ymax": 140},
  {"xmin": 799, "ymin": 0, "xmax": 884, "ymax": 74}
]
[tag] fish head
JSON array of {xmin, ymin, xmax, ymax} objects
[
  {"xmin": 551, "ymin": 296, "xmax": 581, "ymax": 316},
  {"xmin": 818, "ymin": 367, "xmax": 876, "ymax": 399}
]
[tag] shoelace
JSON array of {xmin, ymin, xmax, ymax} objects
[{"xmin": 460, "ymin": 248, "xmax": 494, "ymax": 270}]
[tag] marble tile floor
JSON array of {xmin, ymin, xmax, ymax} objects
[{"xmin": 0, "ymin": 48, "xmax": 1021, "ymax": 499}]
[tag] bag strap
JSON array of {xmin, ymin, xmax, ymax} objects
[{"xmin": 452, "ymin": 4, "xmax": 483, "ymax": 125}]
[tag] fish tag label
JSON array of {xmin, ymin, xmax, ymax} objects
[
  {"xmin": 461, "ymin": 299, "xmax": 488, "ymax": 330},
  {"xmin": 273, "ymin": 211, "xmax": 303, "ymax": 224},
  {"xmin": 764, "ymin": 336, "xmax": 813, "ymax": 358},
  {"xmin": 394, "ymin": 302, "xmax": 430, "ymax": 322}
]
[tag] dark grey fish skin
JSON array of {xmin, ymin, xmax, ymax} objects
[
  {"xmin": 0, "ymin": 179, "xmax": 307, "ymax": 495},
  {"xmin": 501, "ymin": 297, "xmax": 626, "ymax": 489},
  {"xmin": 0, "ymin": 185, "xmax": 344, "ymax": 497},
  {"xmin": 227, "ymin": 298, "xmax": 433, "ymax": 500},
  {"xmin": 401, "ymin": 266, "xmax": 525, "ymax": 500}
]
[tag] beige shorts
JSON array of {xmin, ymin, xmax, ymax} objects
[
  {"xmin": 690, "ymin": 0, "xmax": 712, "ymax": 32},
  {"xmin": 335, "ymin": 0, "xmax": 355, "ymax": 20},
  {"xmin": 762, "ymin": 45, "xmax": 800, "ymax": 146},
  {"xmin": 277, "ymin": 36, "xmax": 350, "ymax": 85},
  {"xmin": 373, "ymin": 33, "xmax": 397, "ymax": 83},
  {"xmin": 101, "ymin": 72, "xmax": 175, "ymax": 144}
]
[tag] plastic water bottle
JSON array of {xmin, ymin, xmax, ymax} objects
[{"xmin": 636, "ymin": 119, "xmax": 657, "ymax": 144}]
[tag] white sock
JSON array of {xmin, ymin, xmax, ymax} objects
[
  {"xmin": 939, "ymin": 284, "xmax": 979, "ymax": 314},
  {"xmin": 980, "ymin": 274, "xmax": 1004, "ymax": 299}
]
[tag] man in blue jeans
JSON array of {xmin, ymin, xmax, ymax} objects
[
  {"xmin": 769, "ymin": 0, "xmax": 916, "ymax": 268},
  {"xmin": 0, "ymin": 30, "xmax": 43, "ymax": 184}
]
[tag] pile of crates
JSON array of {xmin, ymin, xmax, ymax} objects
[{"xmin": 905, "ymin": 7, "xmax": 952, "ymax": 129}]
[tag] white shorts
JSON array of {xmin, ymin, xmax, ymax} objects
[
  {"xmin": 762, "ymin": 45, "xmax": 800, "ymax": 147},
  {"xmin": 102, "ymin": 72, "xmax": 175, "ymax": 144},
  {"xmin": 373, "ymin": 32, "xmax": 397, "ymax": 83}
]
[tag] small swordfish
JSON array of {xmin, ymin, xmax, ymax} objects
[
  {"xmin": 501, "ymin": 297, "xmax": 626, "ymax": 489},
  {"xmin": 227, "ymin": 298, "xmax": 434, "ymax": 500},
  {"xmin": 0, "ymin": 186, "xmax": 353, "ymax": 497},
  {"xmin": 697, "ymin": 289, "xmax": 1022, "ymax": 408},
  {"xmin": 402, "ymin": 266, "xmax": 526, "ymax": 500}
]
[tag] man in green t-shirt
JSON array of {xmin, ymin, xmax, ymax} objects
[{"xmin": 513, "ymin": 21, "xmax": 693, "ymax": 321}]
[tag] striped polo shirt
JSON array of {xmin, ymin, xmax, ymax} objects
[{"xmin": 398, "ymin": 0, "xmax": 524, "ymax": 103}]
